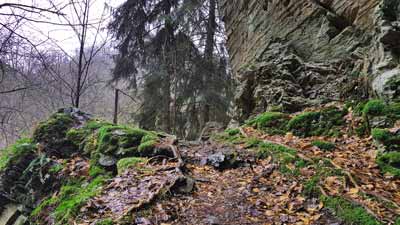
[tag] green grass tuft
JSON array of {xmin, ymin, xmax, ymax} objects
[{"xmin": 49, "ymin": 163, "xmax": 64, "ymax": 174}]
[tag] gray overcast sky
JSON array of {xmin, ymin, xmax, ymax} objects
[{"xmin": 1, "ymin": 0, "xmax": 125, "ymax": 53}]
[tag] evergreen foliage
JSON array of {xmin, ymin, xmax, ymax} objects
[{"xmin": 109, "ymin": 0, "xmax": 233, "ymax": 139}]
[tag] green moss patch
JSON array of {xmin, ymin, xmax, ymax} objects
[
  {"xmin": 33, "ymin": 113, "xmax": 77, "ymax": 157},
  {"xmin": 225, "ymin": 128, "xmax": 240, "ymax": 136},
  {"xmin": 117, "ymin": 157, "xmax": 147, "ymax": 174},
  {"xmin": 244, "ymin": 137, "xmax": 262, "ymax": 148},
  {"xmin": 363, "ymin": 100, "xmax": 386, "ymax": 117},
  {"xmin": 0, "ymin": 138, "xmax": 36, "ymax": 171},
  {"xmin": 96, "ymin": 218, "xmax": 114, "ymax": 225},
  {"xmin": 376, "ymin": 152, "xmax": 400, "ymax": 177},
  {"xmin": 360, "ymin": 99, "xmax": 400, "ymax": 131},
  {"xmin": 312, "ymin": 140, "xmax": 336, "ymax": 151},
  {"xmin": 31, "ymin": 175, "xmax": 109, "ymax": 224},
  {"xmin": 212, "ymin": 131, "xmax": 245, "ymax": 145},
  {"xmin": 87, "ymin": 125, "xmax": 160, "ymax": 174},
  {"xmin": 372, "ymin": 128, "xmax": 400, "ymax": 151},
  {"xmin": 97, "ymin": 125, "xmax": 149, "ymax": 155},
  {"xmin": 321, "ymin": 196, "xmax": 381, "ymax": 225},
  {"xmin": 33, "ymin": 113, "xmax": 75, "ymax": 142},
  {"xmin": 257, "ymin": 142, "xmax": 307, "ymax": 175},
  {"xmin": 287, "ymin": 107, "xmax": 346, "ymax": 137},
  {"xmin": 246, "ymin": 112, "xmax": 289, "ymax": 135},
  {"xmin": 66, "ymin": 128, "xmax": 89, "ymax": 147},
  {"xmin": 49, "ymin": 163, "xmax": 64, "ymax": 174}
]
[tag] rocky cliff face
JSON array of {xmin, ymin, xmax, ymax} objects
[{"xmin": 221, "ymin": 0, "xmax": 400, "ymax": 123}]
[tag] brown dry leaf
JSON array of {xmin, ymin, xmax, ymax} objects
[{"xmin": 348, "ymin": 188, "xmax": 359, "ymax": 195}]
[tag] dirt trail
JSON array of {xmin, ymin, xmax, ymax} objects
[
  {"xmin": 78, "ymin": 133, "xmax": 399, "ymax": 225},
  {"xmin": 140, "ymin": 141, "xmax": 341, "ymax": 225}
]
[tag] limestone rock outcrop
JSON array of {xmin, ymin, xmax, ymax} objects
[{"xmin": 221, "ymin": 0, "xmax": 400, "ymax": 123}]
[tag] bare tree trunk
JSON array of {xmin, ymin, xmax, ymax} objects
[
  {"xmin": 162, "ymin": 1, "xmax": 174, "ymax": 133},
  {"xmin": 74, "ymin": 0, "xmax": 89, "ymax": 108},
  {"xmin": 201, "ymin": 0, "xmax": 216, "ymax": 127},
  {"xmin": 113, "ymin": 89, "xmax": 119, "ymax": 124}
]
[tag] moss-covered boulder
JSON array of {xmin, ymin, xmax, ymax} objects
[
  {"xmin": 96, "ymin": 125, "xmax": 154, "ymax": 156},
  {"xmin": 86, "ymin": 124, "xmax": 166, "ymax": 175},
  {"xmin": 287, "ymin": 107, "xmax": 346, "ymax": 137},
  {"xmin": 33, "ymin": 108, "xmax": 91, "ymax": 158},
  {"xmin": 246, "ymin": 112, "xmax": 290, "ymax": 135},
  {"xmin": 66, "ymin": 120, "xmax": 114, "ymax": 151}
]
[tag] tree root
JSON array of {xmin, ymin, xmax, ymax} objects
[
  {"xmin": 116, "ymin": 174, "xmax": 184, "ymax": 222},
  {"xmin": 117, "ymin": 136, "xmax": 187, "ymax": 222}
]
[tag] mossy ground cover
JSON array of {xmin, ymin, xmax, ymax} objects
[
  {"xmin": 287, "ymin": 107, "xmax": 346, "ymax": 137},
  {"xmin": 95, "ymin": 218, "xmax": 113, "ymax": 225},
  {"xmin": 33, "ymin": 113, "xmax": 75, "ymax": 142},
  {"xmin": 301, "ymin": 163, "xmax": 381, "ymax": 225},
  {"xmin": 312, "ymin": 140, "xmax": 336, "ymax": 151},
  {"xmin": 224, "ymin": 128, "xmax": 240, "ymax": 136},
  {"xmin": 31, "ymin": 175, "xmax": 109, "ymax": 224},
  {"xmin": 322, "ymin": 196, "xmax": 381, "ymax": 225},
  {"xmin": 245, "ymin": 112, "xmax": 290, "ymax": 135},
  {"xmin": 255, "ymin": 140, "xmax": 382, "ymax": 224},
  {"xmin": 117, "ymin": 157, "xmax": 147, "ymax": 174},
  {"xmin": 256, "ymin": 141, "xmax": 308, "ymax": 176},
  {"xmin": 376, "ymin": 152, "xmax": 400, "ymax": 177},
  {"xmin": 0, "ymin": 138, "xmax": 36, "ymax": 171},
  {"xmin": 212, "ymin": 128, "xmax": 245, "ymax": 145},
  {"xmin": 372, "ymin": 128, "xmax": 400, "ymax": 151},
  {"xmin": 363, "ymin": 100, "xmax": 387, "ymax": 117},
  {"xmin": 359, "ymin": 99, "xmax": 400, "ymax": 133}
]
